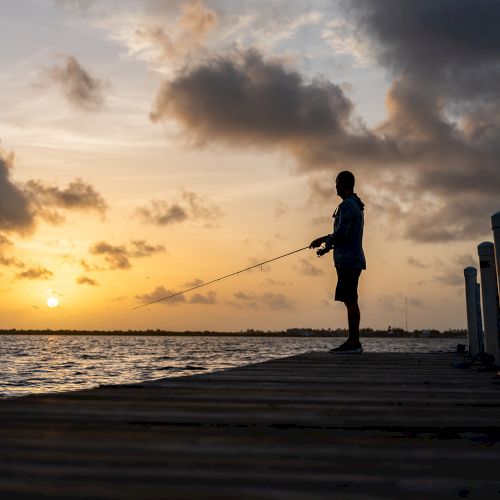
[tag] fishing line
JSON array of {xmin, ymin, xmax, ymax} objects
[{"xmin": 133, "ymin": 245, "xmax": 311, "ymax": 310}]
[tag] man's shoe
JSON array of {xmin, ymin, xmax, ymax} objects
[{"xmin": 330, "ymin": 341, "xmax": 363, "ymax": 353}]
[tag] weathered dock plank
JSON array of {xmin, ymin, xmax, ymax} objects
[{"xmin": 0, "ymin": 351, "xmax": 499, "ymax": 499}]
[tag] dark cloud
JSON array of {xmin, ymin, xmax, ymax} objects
[
  {"xmin": 89, "ymin": 239, "xmax": 165, "ymax": 270},
  {"xmin": 150, "ymin": 49, "xmax": 388, "ymax": 170},
  {"xmin": 0, "ymin": 151, "xmax": 34, "ymax": 234},
  {"xmin": 135, "ymin": 286, "xmax": 186, "ymax": 305},
  {"xmin": 43, "ymin": 55, "xmax": 107, "ymax": 111},
  {"xmin": 151, "ymin": 6, "xmax": 500, "ymax": 243},
  {"xmin": 346, "ymin": 0, "xmax": 500, "ymax": 94},
  {"xmin": 24, "ymin": 178, "xmax": 108, "ymax": 224},
  {"xmin": 136, "ymin": 189, "xmax": 222, "ymax": 227},
  {"xmin": 296, "ymin": 258, "xmax": 323, "ymax": 277},
  {"xmin": 2, "ymin": 149, "xmax": 108, "ymax": 238},
  {"xmin": 343, "ymin": 1, "xmax": 500, "ymax": 241},
  {"xmin": 230, "ymin": 290, "xmax": 295, "ymax": 311},
  {"xmin": 15, "ymin": 266, "xmax": 53, "ymax": 280},
  {"xmin": 76, "ymin": 276, "xmax": 99, "ymax": 286}
]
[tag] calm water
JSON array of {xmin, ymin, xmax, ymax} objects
[{"xmin": 0, "ymin": 335, "xmax": 461, "ymax": 398}]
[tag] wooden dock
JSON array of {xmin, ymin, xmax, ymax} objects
[{"xmin": 1, "ymin": 351, "xmax": 500, "ymax": 499}]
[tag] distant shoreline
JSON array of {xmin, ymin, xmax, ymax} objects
[{"xmin": 0, "ymin": 329, "xmax": 467, "ymax": 338}]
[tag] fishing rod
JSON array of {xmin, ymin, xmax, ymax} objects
[{"xmin": 133, "ymin": 245, "xmax": 311, "ymax": 310}]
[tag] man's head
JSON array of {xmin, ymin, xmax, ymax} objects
[{"xmin": 335, "ymin": 171, "xmax": 355, "ymax": 199}]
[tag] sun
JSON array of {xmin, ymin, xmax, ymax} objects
[{"xmin": 47, "ymin": 296, "xmax": 59, "ymax": 308}]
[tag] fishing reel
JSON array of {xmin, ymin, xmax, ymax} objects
[{"xmin": 316, "ymin": 244, "xmax": 332, "ymax": 257}]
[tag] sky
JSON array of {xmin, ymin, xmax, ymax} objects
[{"xmin": 1, "ymin": 0, "xmax": 499, "ymax": 332}]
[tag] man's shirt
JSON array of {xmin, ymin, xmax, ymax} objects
[{"xmin": 325, "ymin": 193, "xmax": 366, "ymax": 269}]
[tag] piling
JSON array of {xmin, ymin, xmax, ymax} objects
[
  {"xmin": 477, "ymin": 242, "xmax": 500, "ymax": 363},
  {"xmin": 464, "ymin": 267, "xmax": 482, "ymax": 356},
  {"xmin": 492, "ymin": 211, "xmax": 500, "ymax": 305}
]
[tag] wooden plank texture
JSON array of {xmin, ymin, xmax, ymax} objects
[{"xmin": 0, "ymin": 351, "xmax": 500, "ymax": 499}]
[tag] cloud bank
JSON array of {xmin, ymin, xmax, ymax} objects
[
  {"xmin": 1, "ymin": 149, "xmax": 108, "ymax": 236},
  {"xmin": 149, "ymin": 1, "xmax": 500, "ymax": 242}
]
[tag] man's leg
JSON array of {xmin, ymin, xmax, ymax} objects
[{"xmin": 345, "ymin": 301, "xmax": 360, "ymax": 343}]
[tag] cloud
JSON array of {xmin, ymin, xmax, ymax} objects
[
  {"xmin": 130, "ymin": 239, "xmax": 166, "ymax": 257},
  {"xmin": 321, "ymin": 17, "xmax": 374, "ymax": 66},
  {"xmin": 0, "ymin": 256, "xmax": 25, "ymax": 268},
  {"xmin": 150, "ymin": 2, "xmax": 500, "ymax": 243},
  {"xmin": 229, "ymin": 290, "xmax": 295, "ymax": 311},
  {"xmin": 407, "ymin": 256, "xmax": 428, "ymax": 269},
  {"xmin": 118, "ymin": 0, "xmax": 217, "ymax": 72},
  {"xmin": 53, "ymin": 0, "xmax": 96, "ymax": 14},
  {"xmin": 341, "ymin": 1, "xmax": 500, "ymax": 241},
  {"xmin": 431, "ymin": 253, "xmax": 476, "ymax": 287},
  {"xmin": 2, "ymin": 148, "xmax": 108, "ymax": 237},
  {"xmin": 89, "ymin": 239, "xmax": 165, "ymax": 270},
  {"xmin": 90, "ymin": 241, "xmax": 131, "ymax": 270},
  {"xmin": 136, "ymin": 189, "xmax": 222, "ymax": 226},
  {"xmin": 135, "ymin": 285, "xmax": 186, "ymax": 305},
  {"xmin": 0, "ymin": 150, "xmax": 34, "ymax": 234},
  {"xmin": 15, "ymin": 266, "xmax": 53, "ymax": 280},
  {"xmin": 184, "ymin": 278, "xmax": 204, "ymax": 287},
  {"xmin": 43, "ymin": 55, "xmax": 107, "ymax": 111},
  {"xmin": 24, "ymin": 178, "xmax": 108, "ymax": 224},
  {"xmin": 76, "ymin": 276, "xmax": 99, "ymax": 286},
  {"xmin": 189, "ymin": 291, "xmax": 216, "ymax": 304},
  {"xmin": 150, "ymin": 50, "xmax": 367, "ymax": 158},
  {"xmin": 296, "ymin": 258, "xmax": 323, "ymax": 276},
  {"xmin": 136, "ymin": 200, "xmax": 188, "ymax": 226},
  {"xmin": 263, "ymin": 278, "xmax": 290, "ymax": 287},
  {"xmin": 274, "ymin": 201, "xmax": 289, "ymax": 218},
  {"xmin": 181, "ymin": 189, "xmax": 223, "ymax": 222},
  {"xmin": 377, "ymin": 294, "xmax": 425, "ymax": 312},
  {"xmin": 0, "ymin": 234, "xmax": 22, "ymax": 267},
  {"xmin": 135, "ymin": 284, "xmax": 215, "ymax": 306}
]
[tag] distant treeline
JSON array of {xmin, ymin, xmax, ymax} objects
[{"xmin": 0, "ymin": 328, "xmax": 466, "ymax": 338}]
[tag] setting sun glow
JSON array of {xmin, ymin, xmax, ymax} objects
[{"xmin": 47, "ymin": 297, "xmax": 59, "ymax": 308}]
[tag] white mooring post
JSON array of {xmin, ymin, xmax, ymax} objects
[
  {"xmin": 477, "ymin": 242, "xmax": 500, "ymax": 363},
  {"xmin": 492, "ymin": 211, "xmax": 500, "ymax": 296},
  {"xmin": 464, "ymin": 267, "xmax": 482, "ymax": 356}
]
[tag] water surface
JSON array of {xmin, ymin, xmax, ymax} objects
[{"xmin": 0, "ymin": 335, "xmax": 461, "ymax": 398}]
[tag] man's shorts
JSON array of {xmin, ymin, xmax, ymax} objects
[{"xmin": 335, "ymin": 267, "xmax": 362, "ymax": 303}]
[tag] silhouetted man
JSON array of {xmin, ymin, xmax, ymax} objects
[{"xmin": 310, "ymin": 171, "xmax": 366, "ymax": 353}]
